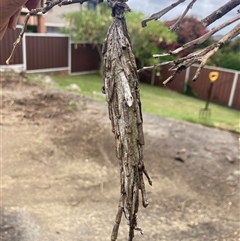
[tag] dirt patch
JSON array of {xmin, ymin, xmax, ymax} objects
[{"xmin": 1, "ymin": 74, "xmax": 239, "ymax": 241}]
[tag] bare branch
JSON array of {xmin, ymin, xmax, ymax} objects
[
  {"xmin": 141, "ymin": 0, "xmax": 187, "ymax": 27},
  {"xmin": 6, "ymin": 10, "xmax": 38, "ymax": 64},
  {"xmin": 153, "ymin": 12, "xmax": 240, "ymax": 59},
  {"xmin": 169, "ymin": 0, "xmax": 197, "ymax": 31},
  {"xmin": 191, "ymin": 22, "xmax": 240, "ymax": 81},
  {"xmin": 61, "ymin": 0, "xmax": 103, "ymax": 6},
  {"xmin": 141, "ymin": 1, "xmax": 240, "ymax": 86},
  {"xmin": 142, "ymin": 0, "xmax": 240, "ymax": 30},
  {"xmin": 138, "ymin": 61, "xmax": 174, "ymax": 73},
  {"xmin": 173, "ymin": 13, "xmax": 240, "ymax": 54},
  {"xmin": 202, "ymin": 0, "xmax": 240, "ymax": 26},
  {"xmin": 161, "ymin": 23, "xmax": 240, "ymax": 85}
]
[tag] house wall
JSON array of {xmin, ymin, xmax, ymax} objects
[
  {"xmin": 44, "ymin": 3, "xmax": 86, "ymax": 31},
  {"xmin": 18, "ymin": 1, "xmax": 87, "ymax": 33}
]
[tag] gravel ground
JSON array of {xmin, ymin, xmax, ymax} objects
[{"xmin": 1, "ymin": 74, "xmax": 239, "ymax": 241}]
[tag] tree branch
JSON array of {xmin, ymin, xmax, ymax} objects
[
  {"xmin": 140, "ymin": 22, "xmax": 240, "ymax": 84},
  {"xmin": 60, "ymin": 0, "xmax": 103, "ymax": 7},
  {"xmin": 163, "ymin": 23, "xmax": 240, "ymax": 84},
  {"xmin": 153, "ymin": 12, "xmax": 240, "ymax": 58},
  {"xmin": 141, "ymin": 0, "xmax": 187, "ymax": 27},
  {"xmin": 202, "ymin": 0, "xmax": 240, "ymax": 26},
  {"xmin": 140, "ymin": 0, "xmax": 240, "ymax": 86},
  {"xmin": 169, "ymin": 0, "xmax": 197, "ymax": 31},
  {"xmin": 191, "ymin": 22, "xmax": 240, "ymax": 81},
  {"xmin": 138, "ymin": 61, "xmax": 173, "ymax": 73}
]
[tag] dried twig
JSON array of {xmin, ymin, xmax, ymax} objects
[
  {"xmin": 6, "ymin": 8, "xmax": 40, "ymax": 64},
  {"xmin": 141, "ymin": 0, "xmax": 187, "ymax": 27},
  {"xmin": 138, "ymin": 61, "xmax": 173, "ymax": 73},
  {"xmin": 202, "ymin": 0, "xmax": 240, "ymax": 26},
  {"xmin": 169, "ymin": 0, "xmax": 197, "ymax": 31}
]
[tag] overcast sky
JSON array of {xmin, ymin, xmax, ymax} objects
[{"xmin": 127, "ymin": 0, "xmax": 240, "ymax": 35}]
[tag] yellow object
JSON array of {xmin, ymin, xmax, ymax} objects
[{"xmin": 209, "ymin": 71, "xmax": 219, "ymax": 82}]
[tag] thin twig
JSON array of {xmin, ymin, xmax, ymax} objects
[
  {"xmin": 138, "ymin": 61, "xmax": 174, "ymax": 73},
  {"xmin": 60, "ymin": 0, "xmax": 103, "ymax": 6},
  {"xmin": 139, "ymin": 48, "xmax": 207, "ymax": 74},
  {"xmin": 141, "ymin": 0, "xmax": 187, "ymax": 27},
  {"xmin": 6, "ymin": 10, "xmax": 38, "ymax": 64},
  {"xmin": 169, "ymin": 0, "xmax": 197, "ymax": 31}
]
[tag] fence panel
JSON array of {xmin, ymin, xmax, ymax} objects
[
  {"xmin": 139, "ymin": 63, "xmax": 239, "ymax": 109},
  {"xmin": 138, "ymin": 64, "xmax": 186, "ymax": 93},
  {"xmin": 71, "ymin": 43, "xmax": 101, "ymax": 74},
  {"xmin": 188, "ymin": 66, "xmax": 235, "ymax": 106},
  {"xmin": 0, "ymin": 28, "xmax": 23, "ymax": 66},
  {"xmin": 232, "ymin": 74, "xmax": 240, "ymax": 109},
  {"xmin": 138, "ymin": 70, "xmax": 158, "ymax": 85},
  {"xmin": 159, "ymin": 64, "xmax": 186, "ymax": 93},
  {"xmin": 25, "ymin": 34, "xmax": 69, "ymax": 72}
]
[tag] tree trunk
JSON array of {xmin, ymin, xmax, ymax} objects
[{"xmin": 102, "ymin": 2, "xmax": 152, "ymax": 240}]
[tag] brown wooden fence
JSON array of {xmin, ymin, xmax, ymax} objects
[
  {"xmin": 0, "ymin": 28, "xmax": 100, "ymax": 74},
  {"xmin": 1, "ymin": 29, "xmax": 239, "ymax": 109},
  {"xmin": 25, "ymin": 34, "xmax": 69, "ymax": 71},
  {"xmin": 70, "ymin": 43, "xmax": 100, "ymax": 74},
  {"xmin": 139, "ymin": 64, "xmax": 240, "ymax": 109},
  {"xmin": 188, "ymin": 66, "xmax": 235, "ymax": 106},
  {"xmin": 233, "ymin": 74, "xmax": 240, "ymax": 109}
]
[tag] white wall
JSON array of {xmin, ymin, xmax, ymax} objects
[{"xmin": 44, "ymin": 3, "xmax": 87, "ymax": 29}]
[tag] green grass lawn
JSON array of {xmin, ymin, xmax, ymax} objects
[{"xmin": 50, "ymin": 74, "xmax": 239, "ymax": 133}]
